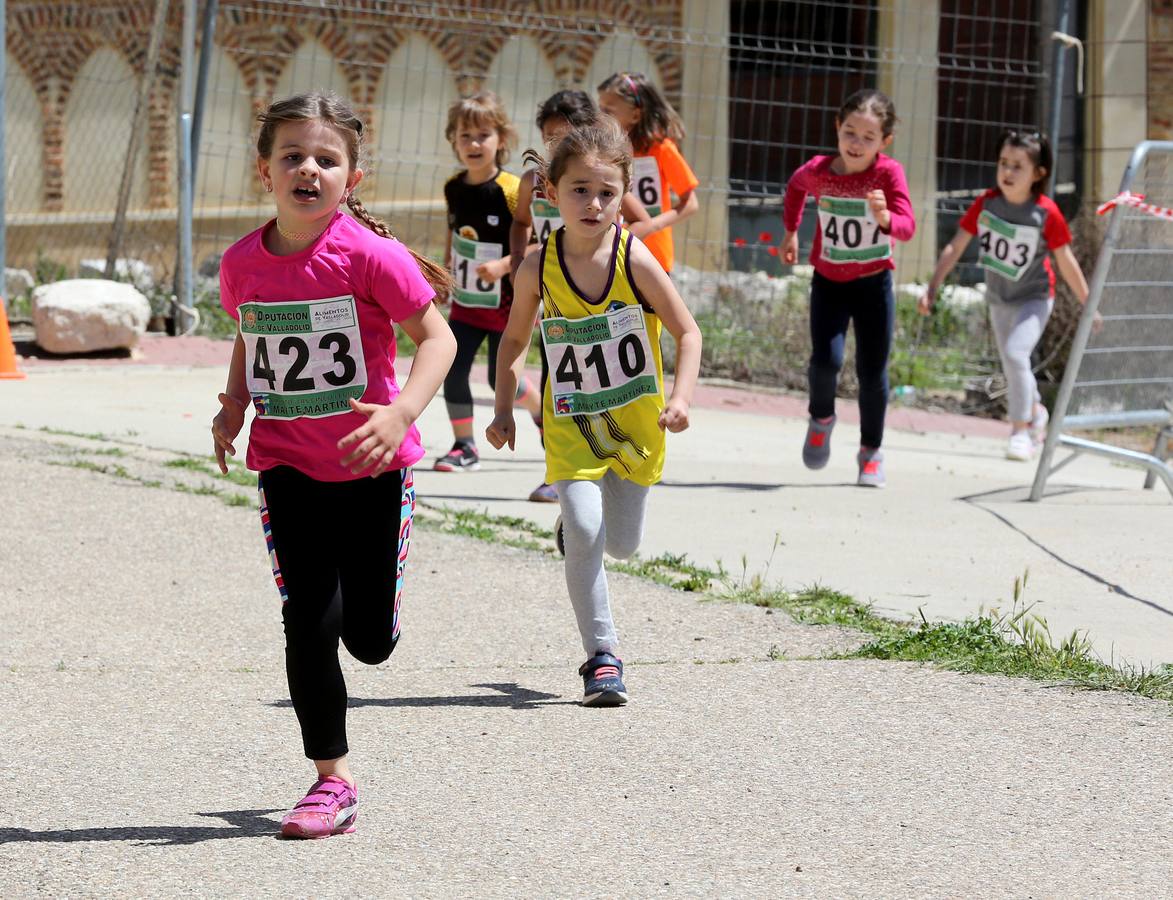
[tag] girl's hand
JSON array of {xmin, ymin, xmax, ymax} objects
[
  {"xmin": 485, "ymin": 412, "xmax": 517, "ymax": 450},
  {"xmin": 1091, "ymin": 309, "xmax": 1105, "ymax": 334},
  {"xmin": 211, "ymin": 392, "xmax": 248, "ymax": 474},
  {"xmin": 867, "ymin": 190, "xmax": 891, "ymax": 230},
  {"xmin": 658, "ymin": 398, "xmax": 691, "ymax": 433},
  {"xmin": 917, "ymin": 286, "xmax": 936, "ymax": 316},
  {"xmin": 476, "ymin": 257, "xmax": 509, "ymax": 284},
  {"xmin": 338, "ymin": 397, "xmax": 412, "ymax": 477},
  {"xmin": 781, "ymin": 231, "xmax": 799, "ymax": 265}
]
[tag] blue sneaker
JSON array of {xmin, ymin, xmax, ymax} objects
[{"xmin": 579, "ymin": 652, "xmax": 628, "ymax": 706}]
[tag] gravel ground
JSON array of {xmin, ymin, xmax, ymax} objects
[{"xmin": 1, "ymin": 429, "xmax": 1170, "ymax": 897}]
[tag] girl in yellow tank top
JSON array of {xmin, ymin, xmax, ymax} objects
[{"xmin": 485, "ymin": 119, "xmax": 701, "ymax": 707}]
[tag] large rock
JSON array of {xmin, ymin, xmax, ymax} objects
[{"xmin": 32, "ymin": 279, "xmax": 150, "ymax": 354}]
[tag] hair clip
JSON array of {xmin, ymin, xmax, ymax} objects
[{"xmin": 622, "ymin": 73, "xmax": 642, "ymax": 107}]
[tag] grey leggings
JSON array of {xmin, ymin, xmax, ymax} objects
[
  {"xmin": 989, "ymin": 297, "xmax": 1053, "ymax": 423},
  {"xmin": 556, "ymin": 472, "xmax": 650, "ymax": 655}
]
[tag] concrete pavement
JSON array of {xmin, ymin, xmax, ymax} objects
[
  {"xmin": 2, "ymin": 348, "xmax": 1170, "ymax": 666},
  {"xmin": 1, "ymin": 427, "xmax": 1171, "ymax": 896}
]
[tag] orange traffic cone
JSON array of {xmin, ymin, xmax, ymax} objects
[{"xmin": 0, "ymin": 300, "xmax": 27, "ymax": 379}]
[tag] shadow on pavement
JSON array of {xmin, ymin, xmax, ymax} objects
[
  {"xmin": 659, "ymin": 480, "xmax": 853, "ymax": 491},
  {"xmin": 0, "ymin": 809, "xmax": 281, "ymax": 846},
  {"xmin": 270, "ymin": 682, "xmax": 576, "ymax": 711}
]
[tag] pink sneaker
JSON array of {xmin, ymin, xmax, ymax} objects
[{"xmin": 279, "ymin": 775, "xmax": 358, "ymax": 839}]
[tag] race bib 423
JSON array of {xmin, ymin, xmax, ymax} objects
[{"xmin": 239, "ymin": 295, "xmax": 367, "ymax": 419}]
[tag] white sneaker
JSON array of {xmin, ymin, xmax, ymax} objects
[
  {"xmin": 1029, "ymin": 404, "xmax": 1049, "ymax": 444},
  {"xmin": 1006, "ymin": 431, "xmax": 1035, "ymax": 461}
]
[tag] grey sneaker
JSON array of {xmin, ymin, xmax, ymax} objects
[
  {"xmin": 857, "ymin": 448, "xmax": 885, "ymax": 488},
  {"xmin": 802, "ymin": 416, "xmax": 836, "ymax": 469}
]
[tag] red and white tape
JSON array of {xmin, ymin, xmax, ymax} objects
[{"xmin": 1096, "ymin": 190, "xmax": 1173, "ymax": 221}]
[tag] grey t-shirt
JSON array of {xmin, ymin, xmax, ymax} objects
[{"xmin": 961, "ymin": 189, "xmax": 1072, "ymax": 303}]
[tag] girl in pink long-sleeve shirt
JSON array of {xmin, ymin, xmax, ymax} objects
[{"xmin": 781, "ymin": 89, "xmax": 915, "ymax": 487}]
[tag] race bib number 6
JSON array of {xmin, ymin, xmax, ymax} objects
[
  {"xmin": 977, "ymin": 211, "xmax": 1039, "ymax": 282},
  {"xmin": 239, "ymin": 295, "xmax": 367, "ymax": 419},
  {"xmin": 633, "ymin": 156, "xmax": 662, "ymax": 218},
  {"xmin": 542, "ymin": 305, "xmax": 659, "ymax": 417},
  {"xmin": 817, "ymin": 197, "xmax": 892, "ymax": 264}
]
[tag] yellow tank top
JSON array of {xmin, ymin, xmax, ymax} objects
[{"xmin": 539, "ymin": 224, "xmax": 665, "ymax": 486}]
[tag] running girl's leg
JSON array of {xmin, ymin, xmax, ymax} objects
[
  {"xmin": 807, "ymin": 272, "xmax": 853, "ymax": 422},
  {"xmin": 851, "ymin": 270, "xmax": 896, "ymax": 449},
  {"xmin": 600, "ymin": 469, "xmax": 649, "ymax": 561},
  {"xmin": 488, "ymin": 328, "xmax": 542, "ymax": 419},
  {"xmin": 989, "ymin": 298, "xmax": 1052, "ymax": 426},
  {"xmin": 443, "ymin": 319, "xmax": 489, "ymax": 438},
  {"xmin": 335, "ymin": 468, "xmax": 412, "ymax": 665},
  {"xmin": 259, "ymin": 466, "xmax": 350, "ymax": 763},
  {"xmin": 555, "ymin": 477, "xmax": 616, "ymax": 655}
]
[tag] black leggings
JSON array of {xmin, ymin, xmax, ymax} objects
[
  {"xmin": 258, "ymin": 465, "xmax": 414, "ymax": 761},
  {"xmin": 443, "ymin": 318, "xmax": 502, "ymax": 425},
  {"xmin": 808, "ymin": 269, "xmax": 895, "ymax": 448}
]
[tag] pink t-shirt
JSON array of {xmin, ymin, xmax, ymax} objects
[
  {"xmin": 220, "ymin": 211, "xmax": 435, "ymax": 481},
  {"xmin": 782, "ymin": 153, "xmax": 916, "ymax": 283}
]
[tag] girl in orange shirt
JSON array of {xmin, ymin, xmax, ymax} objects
[{"xmin": 597, "ymin": 71, "xmax": 699, "ymax": 273}]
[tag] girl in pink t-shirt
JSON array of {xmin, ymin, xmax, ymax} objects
[
  {"xmin": 781, "ymin": 89, "xmax": 916, "ymax": 487},
  {"xmin": 210, "ymin": 92, "xmax": 456, "ymax": 840}
]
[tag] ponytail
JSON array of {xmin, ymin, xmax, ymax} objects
[{"xmin": 347, "ymin": 194, "xmax": 454, "ymax": 298}]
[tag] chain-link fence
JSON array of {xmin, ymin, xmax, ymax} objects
[{"xmin": 6, "ymin": 0, "xmax": 1080, "ymax": 406}]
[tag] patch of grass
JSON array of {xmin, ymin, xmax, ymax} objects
[
  {"xmin": 39, "ymin": 426, "xmax": 116, "ymax": 442},
  {"xmin": 165, "ymin": 456, "xmax": 256, "ymax": 487},
  {"xmin": 612, "ymin": 552, "xmax": 721, "ymax": 592}
]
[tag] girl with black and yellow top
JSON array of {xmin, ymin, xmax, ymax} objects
[
  {"xmin": 436, "ymin": 91, "xmax": 543, "ymax": 474},
  {"xmin": 486, "ymin": 119, "xmax": 702, "ymax": 707}
]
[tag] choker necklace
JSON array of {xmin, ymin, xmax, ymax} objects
[{"xmin": 275, "ymin": 219, "xmax": 323, "ymax": 242}]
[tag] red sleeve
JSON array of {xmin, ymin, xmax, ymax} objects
[
  {"xmin": 958, "ymin": 193, "xmax": 989, "ymax": 235},
  {"xmin": 879, "ymin": 158, "xmax": 915, "ymax": 241},
  {"xmin": 1040, "ymin": 197, "xmax": 1072, "ymax": 249},
  {"xmin": 782, "ymin": 157, "xmax": 821, "ymax": 232}
]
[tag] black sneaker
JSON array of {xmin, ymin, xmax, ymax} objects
[
  {"xmin": 554, "ymin": 514, "xmax": 565, "ymax": 556},
  {"xmin": 433, "ymin": 441, "xmax": 480, "ymax": 472},
  {"xmin": 579, "ymin": 652, "xmax": 628, "ymax": 707}
]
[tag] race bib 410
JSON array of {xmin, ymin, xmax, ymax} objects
[
  {"xmin": 817, "ymin": 197, "xmax": 892, "ymax": 264},
  {"xmin": 542, "ymin": 305, "xmax": 659, "ymax": 417},
  {"xmin": 239, "ymin": 295, "xmax": 367, "ymax": 420},
  {"xmin": 977, "ymin": 211, "xmax": 1040, "ymax": 282}
]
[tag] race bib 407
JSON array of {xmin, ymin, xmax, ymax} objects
[
  {"xmin": 817, "ymin": 197, "xmax": 892, "ymax": 264},
  {"xmin": 239, "ymin": 295, "xmax": 367, "ymax": 419}
]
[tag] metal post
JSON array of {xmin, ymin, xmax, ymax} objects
[
  {"xmin": 175, "ymin": 0, "xmax": 196, "ymax": 334},
  {"xmin": 190, "ymin": 0, "xmax": 218, "ymax": 184},
  {"xmin": 1046, "ymin": 0, "xmax": 1071, "ymax": 195},
  {"xmin": 106, "ymin": 0, "xmax": 171, "ymax": 280}
]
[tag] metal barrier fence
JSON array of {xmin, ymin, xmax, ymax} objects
[
  {"xmin": 5, "ymin": 0, "xmax": 1077, "ymax": 400},
  {"xmin": 1031, "ymin": 140, "xmax": 1173, "ymax": 500}
]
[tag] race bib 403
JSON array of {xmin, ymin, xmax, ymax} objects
[
  {"xmin": 239, "ymin": 295, "xmax": 367, "ymax": 420},
  {"xmin": 817, "ymin": 197, "xmax": 892, "ymax": 264},
  {"xmin": 977, "ymin": 211, "xmax": 1040, "ymax": 282},
  {"xmin": 451, "ymin": 233, "xmax": 503, "ymax": 308},
  {"xmin": 542, "ymin": 305, "xmax": 659, "ymax": 417}
]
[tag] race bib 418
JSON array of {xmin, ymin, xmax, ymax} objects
[{"xmin": 239, "ymin": 295, "xmax": 367, "ymax": 419}]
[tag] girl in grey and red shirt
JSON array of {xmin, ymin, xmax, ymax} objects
[
  {"xmin": 920, "ymin": 130, "xmax": 1094, "ymax": 462},
  {"xmin": 781, "ymin": 89, "xmax": 916, "ymax": 487}
]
